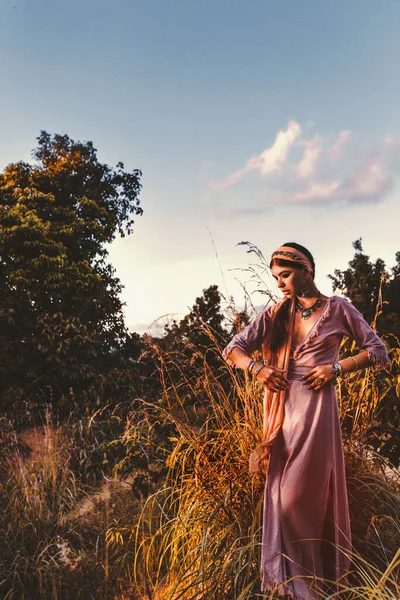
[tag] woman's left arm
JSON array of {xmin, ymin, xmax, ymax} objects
[
  {"xmin": 338, "ymin": 298, "xmax": 391, "ymax": 371},
  {"xmin": 304, "ymin": 298, "xmax": 391, "ymax": 390}
]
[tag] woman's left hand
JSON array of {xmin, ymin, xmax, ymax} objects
[{"xmin": 302, "ymin": 364, "xmax": 335, "ymax": 391}]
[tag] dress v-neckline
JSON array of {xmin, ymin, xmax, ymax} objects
[{"xmin": 293, "ymin": 297, "xmax": 332, "ymax": 349}]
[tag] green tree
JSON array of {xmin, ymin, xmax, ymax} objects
[
  {"xmin": 329, "ymin": 239, "xmax": 400, "ymax": 336},
  {"xmin": 0, "ymin": 132, "xmax": 142, "ymax": 414},
  {"xmin": 329, "ymin": 240, "xmax": 399, "ymax": 466},
  {"xmin": 163, "ymin": 285, "xmax": 228, "ymax": 356}
]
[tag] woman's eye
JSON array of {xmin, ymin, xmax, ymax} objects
[{"xmin": 283, "ymin": 274, "xmax": 290, "ymax": 278}]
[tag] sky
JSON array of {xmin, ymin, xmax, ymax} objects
[{"xmin": 1, "ymin": 0, "xmax": 400, "ymax": 333}]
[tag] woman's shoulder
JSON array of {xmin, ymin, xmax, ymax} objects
[
  {"xmin": 263, "ymin": 298, "xmax": 290, "ymax": 318},
  {"xmin": 327, "ymin": 295, "xmax": 346, "ymax": 303},
  {"xmin": 329, "ymin": 295, "xmax": 361, "ymax": 311},
  {"xmin": 321, "ymin": 296, "xmax": 358, "ymax": 325},
  {"xmin": 328, "ymin": 295, "xmax": 370, "ymax": 326},
  {"xmin": 327, "ymin": 295, "xmax": 353, "ymax": 310},
  {"xmin": 259, "ymin": 302, "xmax": 278, "ymax": 321}
]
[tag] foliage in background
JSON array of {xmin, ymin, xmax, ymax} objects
[
  {"xmin": 329, "ymin": 238, "xmax": 400, "ymax": 336},
  {"xmin": 163, "ymin": 284, "xmax": 229, "ymax": 364},
  {"xmin": 328, "ymin": 240, "xmax": 400, "ymax": 466},
  {"xmin": 0, "ymin": 132, "xmax": 142, "ymax": 415}
]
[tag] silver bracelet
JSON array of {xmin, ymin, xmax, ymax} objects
[
  {"xmin": 349, "ymin": 356, "xmax": 358, "ymax": 371},
  {"xmin": 331, "ymin": 361, "xmax": 342, "ymax": 380},
  {"xmin": 253, "ymin": 362, "xmax": 265, "ymax": 377},
  {"xmin": 247, "ymin": 359, "xmax": 257, "ymax": 373}
]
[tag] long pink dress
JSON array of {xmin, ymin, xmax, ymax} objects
[{"xmin": 223, "ymin": 296, "xmax": 390, "ymax": 600}]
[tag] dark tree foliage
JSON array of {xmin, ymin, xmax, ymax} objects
[
  {"xmin": 328, "ymin": 238, "xmax": 400, "ymax": 336},
  {"xmin": 0, "ymin": 132, "xmax": 142, "ymax": 415},
  {"xmin": 163, "ymin": 284, "xmax": 228, "ymax": 360},
  {"xmin": 329, "ymin": 240, "xmax": 400, "ymax": 466}
]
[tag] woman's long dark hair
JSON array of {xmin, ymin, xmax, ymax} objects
[{"xmin": 265, "ymin": 242, "xmax": 315, "ymax": 356}]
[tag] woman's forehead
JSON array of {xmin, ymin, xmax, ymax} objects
[{"xmin": 271, "ymin": 264, "xmax": 296, "ymax": 276}]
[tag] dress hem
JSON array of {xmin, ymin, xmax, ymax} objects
[{"xmin": 261, "ymin": 575, "xmax": 307, "ymax": 600}]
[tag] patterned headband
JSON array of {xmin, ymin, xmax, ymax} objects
[{"xmin": 270, "ymin": 246, "xmax": 314, "ymax": 273}]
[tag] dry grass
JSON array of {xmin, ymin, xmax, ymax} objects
[
  {"xmin": 0, "ymin": 328, "xmax": 398, "ymax": 599},
  {"xmin": 106, "ymin": 336, "xmax": 400, "ymax": 600},
  {"xmin": 0, "ymin": 413, "xmax": 139, "ymax": 600}
]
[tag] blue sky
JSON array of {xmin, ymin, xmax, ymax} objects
[{"xmin": 1, "ymin": 0, "xmax": 400, "ymax": 332}]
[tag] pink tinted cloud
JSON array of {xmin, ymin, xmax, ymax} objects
[
  {"xmin": 292, "ymin": 179, "xmax": 341, "ymax": 203},
  {"xmin": 210, "ymin": 120, "xmax": 301, "ymax": 190},
  {"xmin": 328, "ymin": 130, "xmax": 351, "ymax": 162},
  {"xmin": 343, "ymin": 157, "xmax": 392, "ymax": 200},
  {"xmin": 208, "ymin": 122, "xmax": 396, "ymax": 208},
  {"xmin": 278, "ymin": 157, "xmax": 392, "ymax": 206},
  {"xmin": 296, "ymin": 136, "xmax": 322, "ymax": 179}
]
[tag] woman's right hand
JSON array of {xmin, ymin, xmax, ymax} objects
[{"xmin": 255, "ymin": 365, "xmax": 289, "ymax": 392}]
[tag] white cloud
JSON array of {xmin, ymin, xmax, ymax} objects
[
  {"xmin": 328, "ymin": 130, "xmax": 351, "ymax": 161},
  {"xmin": 344, "ymin": 158, "xmax": 391, "ymax": 200},
  {"xmin": 210, "ymin": 120, "xmax": 301, "ymax": 190},
  {"xmin": 277, "ymin": 158, "xmax": 392, "ymax": 206},
  {"xmin": 247, "ymin": 120, "xmax": 301, "ymax": 175},
  {"xmin": 207, "ymin": 122, "xmax": 397, "ymax": 209},
  {"xmin": 296, "ymin": 136, "xmax": 322, "ymax": 179},
  {"xmin": 293, "ymin": 179, "xmax": 341, "ymax": 203}
]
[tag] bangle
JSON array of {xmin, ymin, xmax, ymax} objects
[
  {"xmin": 349, "ymin": 356, "xmax": 358, "ymax": 371},
  {"xmin": 253, "ymin": 362, "xmax": 265, "ymax": 377},
  {"xmin": 331, "ymin": 361, "xmax": 342, "ymax": 380},
  {"xmin": 247, "ymin": 359, "xmax": 257, "ymax": 373}
]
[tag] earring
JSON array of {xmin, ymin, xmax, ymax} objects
[{"xmin": 300, "ymin": 285, "xmax": 309, "ymax": 298}]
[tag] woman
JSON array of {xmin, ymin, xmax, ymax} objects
[{"xmin": 222, "ymin": 242, "xmax": 390, "ymax": 600}]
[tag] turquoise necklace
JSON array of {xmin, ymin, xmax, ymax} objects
[{"xmin": 295, "ymin": 292, "xmax": 322, "ymax": 320}]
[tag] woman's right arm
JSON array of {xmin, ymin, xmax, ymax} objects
[
  {"xmin": 225, "ymin": 346, "xmax": 288, "ymax": 392},
  {"xmin": 222, "ymin": 308, "xmax": 288, "ymax": 392}
]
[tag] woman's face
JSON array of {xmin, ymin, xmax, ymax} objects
[{"xmin": 271, "ymin": 264, "xmax": 307, "ymax": 298}]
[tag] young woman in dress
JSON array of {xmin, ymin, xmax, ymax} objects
[{"xmin": 222, "ymin": 242, "xmax": 390, "ymax": 600}]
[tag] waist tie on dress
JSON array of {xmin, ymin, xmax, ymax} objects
[{"xmin": 287, "ymin": 364, "xmax": 314, "ymax": 380}]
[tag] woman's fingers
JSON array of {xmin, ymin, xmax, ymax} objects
[
  {"xmin": 260, "ymin": 374, "xmax": 286, "ymax": 392},
  {"xmin": 302, "ymin": 369, "xmax": 324, "ymax": 389},
  {"xmin": 271, "ymin": 373, "xmax": 289, "ymax": 386},
  {"xmin": 265, "ymin": 383, "xmax": 284, "ymax": 392},
  {"xmin": 271, "ymin": 375, "xmax": 287, "ymax": 389},
  {"xmin": 302, "ymin": 369, "xmax": 317, "ymax": 384},
  {"xmin": 257, "ymin": 367, "xmax": 289, "ymax": 388},
  {"xmin": 268, "ymin": 376, "xmax": 288, "ymax": 391},
  {"xmin": 269, "ymin": 367, "xmax": 289, "ymax": 384},
  {"xmin": 308, "ymin": 376, "xmax": 325, "ymax": 390}
]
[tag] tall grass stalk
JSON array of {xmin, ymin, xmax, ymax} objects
[
  {"xmin": 111, "ymin": 328, "xmax": 399, "ymax": 599},
  {"xmin": 0, "ymin": 411, "xmax": 138, "ymax": 599}
]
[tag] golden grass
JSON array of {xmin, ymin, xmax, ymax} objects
[
  {"xmin": 0, "ymin": 329, "xmax": 398, "ymax": 599},
  {"xmin": 108, "ymin": 336, "xmax": 400, "ymax": 600},
  {"xmin": 0, "ymin": 413, "xmax": 139, "ymax": 599}
]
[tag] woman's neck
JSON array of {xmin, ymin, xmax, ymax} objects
[{"xmin": 296, "ymin": 285, "xmax": 321, "ymax": 306}]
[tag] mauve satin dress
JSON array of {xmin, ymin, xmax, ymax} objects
[{"xmin": 223, "ymin": 296, "xmax": 390, "ymax": 600}]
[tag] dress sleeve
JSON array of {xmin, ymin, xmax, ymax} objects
[
  {"xmin": 222, "ymin": 306, "xmax": 273, "ymax": 364},
  {"xmin": 339, "ymin": 298, "xmax": 391, "ymax": 369}
]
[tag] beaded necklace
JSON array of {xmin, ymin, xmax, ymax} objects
[{"xmin": 295, "ymin": 292, "xmax": 322, "ymax": 320}]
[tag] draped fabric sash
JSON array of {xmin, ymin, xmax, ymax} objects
[{"xmin": 249, "ymin": 298, "xmax": 296, "ymax": 475}]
